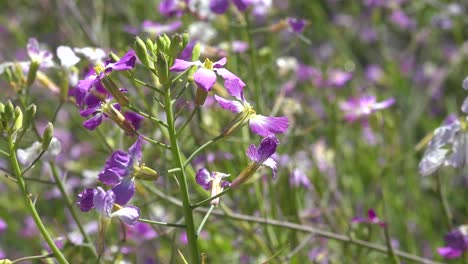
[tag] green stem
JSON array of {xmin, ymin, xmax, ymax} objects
[
  {"xmin": 183, "ymin": 135, "xmax": 223, "ymax": 168},
  {"xmin": 11, "ymin": 253, "xmax": 54, "ymax": 263},
  {"xmin": 0, "ymin": 149, "xmax": 9, "ymax": 157},
  {"xmin": 176, "ymin": 106, "xmax": 199, "ymax": 136},
  {"xmin": 191, "ymin": 188, "xmax": 231, "ymax": 209},
  {"xmin": 139, "ymin": 218, "xmax": 186, "ymax": 228},
  {"xmin": 49, "ymin": 161, "xmax": 97, "ymax": 257},
  {"xmin": 127, "ymin": 104, "xmax": 168, "ymax": 128},
  {"xmin": 139, "ymin": 134, "xmax": 171, "ymax": 149},
  {"xmin": 196, "ymin": 205, "xmax": 214, "ymax": 236},
  {"xmin": 164, "ymin": 89, "xmax": 200, "ymax": 264},
  {"xmin": 8, "ymin": 136, "xmax": 69, "ymax": 264},
  {"xmin": 435, "ymin": 172, "xmax": 453, "ymax": 229}
]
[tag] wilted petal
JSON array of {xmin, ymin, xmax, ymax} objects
[
  {"xmin": 77, "ymin": 188, "xmax": 95, "ymax": 212},
  {"xmin": 196, "ymin": 168, "xmax": 212, "ymax": 190},
  {"xmin": 57, "ymin": 46, "xmax": 80, "ymax": 68},
  {"xmin": 170, "ymin": 59, "xmax": 199, "ymax": 71},
  {"xmin": 93, "ymin": 187, "xmax": 115, "ymax": 217},
  {"xmin": 249, "ymin": 115, "xmax": 289, "ymax": 137},
  {"xmin": 111, "ymin": 206, "xmax": 140, "ymax": 225},
  {"xmin": 83, "ymin": 113, "xmax": 104, "ymax": 130},
  {"xmin": 419, "ymin": 148, "xmax": 449, "ymax": 176},
  {"xmin": 112, "ymin": 178, "xmax": 136, "ymax": 205},
  {"xmin": 194, "ymin": 68, "xmax": 217, "ymax": 91},
  {"xmin": 214, "ymin": 95, "xmax": 244, "ymax": 113}
]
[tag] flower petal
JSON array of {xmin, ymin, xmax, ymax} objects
[
  {"xmin": 111, "ymin": 206, "xmax": 140, "ymax": 225},
  {"xmin": 418, "ymin": 148, "xmax": 449, "ymax": 176},
  {"xmin": 83, "ymin": 113, "xmax": 104, "ymax": 130},
  {"xmin": 194, "ymin": 68, "xmax": 217, "ymax": 92},
  {"xmin": 222, "ymin": 78, "xmax": 245, "ymax": 100},
  {"xmin": 462, "ymin": 97, "xmax": 468, "ymax": 113},
  {"xmin": 263, "ymin": 158, "xmax": 278, "ymax": 178},
  {"xmin": 93, "ymin": 187, "xmax": 115, "ymax": 217},
  {"xmin": 372, "ymin": 98, "xmax": 395, "ymax": 110},
  {"xmin": 196, "ymin": 168, "xmax": 212, "ymax": 190},
  {"xmin": 214, "ymin": 95, "xmax": 244, "ymax": 113},
  {"xmin": 209, "ymin": 0, "xmax": 230, "ymax": 14},
  {"xmin": 256, "ymin": 136, "xmax": 280, "ymax": 163},
  {"xmin": 111, "ymin": 178, "xmax": 136, "ymax": 205},
  {"xmin": 128, "ymin": 136, "xmax": 143, "ymax": 162},
  {"xmin": 98, "ymin": 168, "xmax": 124, "ymax": 186},
  {"xmin": 170, "ymin": 59, "xmax": 199, "ymax": 71},
  {"xmin": 212, "ymin": 57, "xmax": 227, "ymax": 68},
  {"xmin": 77, "ymin": 188, "xmax": 96, "ymax": 212},
  {"xmin": 249, "ymin": 115, "xmax": 289, "ymax": 137},
  {"xmin": 106, "ymin": 49, "xmax": 137, "ymax": 72},
  {"xmin": 74, "ymin": 77, "xmax": 97, "ymax": 106},
  {"xmin": 437, "ymin": 247, "xmax": 462, "ymax": 259},
  {"xmin": 246, "ymin": 144, "xmax": 259, "ymax": 162},
  {"xmin": 57, "ymin": 46, "xmax": 80, "ymax": 68}
]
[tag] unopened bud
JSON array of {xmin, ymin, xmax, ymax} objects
[
  {"xmin": 12, "ymin": 106, "xmax": 23, "ymax": 132},
  {"xmin": 0, "ymin": 259, "xmax": 12, "ymax": 264},
  {"xmin": 26, "ymin": 61, "xmax": 40, "ymax": 87},
  {"xmin": 156, "ymin": 51, "xmax": 169, "ymax": 86},
  {"xmin": 4, "ymin": 101, "xmax": 14, "ymax": 123},
  {"xmin": 42, "ymin": 122, "xmax": 54, "ymax": 151},
  {"xmin": 24, "ymin": 104, "xmax": 37, "ymax": 130},
  {"xmin": 157, "ymin": 35, "xmax": 170, "ymax": 52},
  {"xmin": 188, "ymin": 43, "xmax": 201, "ymax": 77},
  {"xmin": 135, "ymin": 36, "xmax": 153, "ymax": 69},
  {"xmin": 134, "ymin": 165, "xmax": 159, "ymax": 181},
  {"xmin": 146, "ymin": 38, "xmax": 155, "ymax": 53},
  {"xmin": 169, "ymin": 34, "xmax": 187, "ymax": 60}
]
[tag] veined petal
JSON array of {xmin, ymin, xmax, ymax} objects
[
  {"xmin": 196, "ymin": 168, "xmax": 212, "ymax": 190},
  {"xmin": 212, "ymin": 57, "xmax": 227, "ymax": 68},
  {"xmin": 222, "ymin": 78, "xmax": 245, "ymax": 100},
  {"xmin": 83, "ymin": 113, "xmax": 104, "ymax": 130},
  {"xmin": 214, "ymin": 95, "xmax": 244, "ymax": 113},
  {"xmin": 246, "ymin": 144, "xmax": 259, "ymax": 162},
  {"xmin": 111, "ymin": 206, "xmax": 140, "ymax": 225},
  {"xmin": 75, "ymin": 77, "xmax": 97, "ymax": 106},
  {"xmin": 111, "ymin": 178, "xmax": 136, "ymax": 205},
  {"xmin": 77, "ymin": 188, "xmax": 96, "ymax": 212},
  {"xmin": 93, "ymin": 187, "xmax": 115, "ymax": 217},
  {"xmin": 107, "ymin": 49, "xmax": 137, "ymax": 71},
  {"xmin": 194, "ymin": 68, "xmax": 217, "ymax": 91},
  {"xmin": 128, "ymin": 136, "xmax": 143, "ymax": 162},
  {"xmin": 249, "ymin": 115, "xmax": 289, "ymax": 137},
  {"xmin": 170, "ymin": 59, "xmax": 199, "ymax": 71},
  {"xmin": 98, "ymin": 168, "xmax": 124, "ymax": 186},
  {"xmin": 418, "ymin": 148, "xmax": 449, "ymax": 176},
  {"xmin": 263, "ymin": 158, "xmax": 278, "ymax": 178}
]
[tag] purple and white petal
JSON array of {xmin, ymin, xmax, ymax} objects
[
  {"xmin": 214, "ymin": 95, "xmax": 244, "ymax": 113},
  {"xmin": 256, "ymin": 136, "xmax": 279, "ymax": 163},
  {"xmin": 418, "ymin": 148, "xmax": 449, "ymax": 177},
  {"xmin": 222, "ymin": 78, "xmax": 245, "ymax": 100},
  {"xmin": 111, "ymin": 206, "xmax": 140, "ymax": 225},
  {"xmin": 170, "ymin": 59, "xmax": 199, "ymax": 71},
  {"xmin": 194, "ymin": 68, "xmax": 217, "ymax": 92},
  {"xmin": 212, "ymin": 57, "xmax": 227, "ymax": 68},
  {"xmin": 372, "ymin": 98, "xmax": 395, "ymax": 110},
  {"xmin": 93, "ymin": 187, "xmax": 115, "ymax": 217},
  {"xmin": 246, "ymin": 144, "xmax": 259, "ymax": 163},
  {"xmin": 437, "ymin": 247, "xmax": 462, "ymax": 259},
  {"xmin": 249, "ymin": 115, "xmax": 289, "ymax": 137},
  {"xmin": 262, "ymin": 157, "xmax": 278, "ymax": 178},
  {"xmin": 111, "ymin": 178, "xmax": 136, "ymax": 205},
  {"xmin": 196, "ymin": 168, "xmax": 213, "ymax": 190}
]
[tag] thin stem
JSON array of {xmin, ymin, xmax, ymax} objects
[
  {"xmin": 131, "ymin": 77, "xmax": 163, "ymax": 95},
  {"xmin": 49, "ymin": 161, "xmax": 97, "ymax": 257},
  {"xmin": 127, "ymin": 104, "xmax": 168, "ymax": 128},
  {"xmin": 183, "ymin": 135, "xmax": 223, "ymax": 168},
  {"xmin": 139, "ymin": 134, "xmax": 171, "ymax": 149},
  {"xmin": 0, "ymin": 149, "xmax": 9, "ymax": 157},
  {"xmin": 383, "ymin": 226, "xmax": 400, "ymax": 264},
  {"xmin": 139, "ymin": 218, "xmax": 186, "ymax": 228},
  {"xmin": 146, "ymin": 185, "xmax": 444, "ymax": 264},
  {"xmin": 11, "ymin": 253, "xmax": 54, "ymax": 263},
  {"xmin": 435, "ymin": 172, "xmax": 453, "ymax": 229},
  {"xmin": 196, "ymin": 205, "xmax": 214, "ymax": 237},
  {"xmin": 177, "ymin": 106, "xmax": 199, "ymax": 136},
  {"xmin": 164, "ymin": 89, "xmax": 200, "ymax": 264},
  {"xmin": 7, "ymin": 136, "xmax": 69, "ymax": 264},
  {"xmin": 191, "ymin": 188, "xmax": 231, "ymax": 209},
  {"xmin": 21, "ymin": 150, "xmax": 46, "ymax": 175}
]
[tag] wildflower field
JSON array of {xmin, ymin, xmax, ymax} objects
[{"xmin": 0, "ymin": 0, "xmax": 467, "ymax": 263}]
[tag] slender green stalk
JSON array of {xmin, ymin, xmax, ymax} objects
[
  {"xmin": 383, "ymin": 226, "xmax": 400, "ymax": 264},
  {"xmin": 191, "ymin": 188, "xmax": 231, "ymax": 209},
  {"xmin": 49, "ymin": 161, "xmax": 97, "ymax": 257},
  {"xmin": 176, "ymin": 106, "xmax": 199, "ymax": 136},
  {"xmin": 183, "ymin": 135, "xmax": 223, "ymax": 168},
  {"xmin": 8, "ymin": 136, "xmax": 69, "ymax": 264},
  {"xmin": 11, "ymin": 253, "xmax": 54, "ymax": 263},
  {"xmin": 0, "ymin": 149, "xmax": 9, "ymax": 157},
  {"xmin": 164, "ymin": 89, "xmax": 200, "ymax": 264},
  {"xmin": 139, "ymin": 218, "xmax": 186, "ymax": 228},
  {"xmin": 127, "ymin": 104, "xmax": 168, "ymax": 128},
  {"xmin": 196, "ymin": 205, "xmax": 214, "ymax": 236},
  {"xmin": 21, "ymin": 150, "xmax": 46, "ymax": 175},
  {"xmin": 139, "ymin": 134, "xmax": 171, "ymax": 149},
  {"xmin": 435, "ymin": 172, "xmax": 453, "ymax": 229}
]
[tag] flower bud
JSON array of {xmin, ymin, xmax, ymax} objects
[
  {"xmin": 156, "ymin": 51, "xmax": 169, "ymax": 86},
  {"xmin": 135, "ymin": 36, "xmax": 153, "ymax": 69},
  {"xmin": 0, "ymin": 259, "xmax": 12, "ymax": 264},
  {"xmin": 26, "ymin": 60, "xmax": 40, "ymax": 87},
  {"xmin": 42, "ymin": 122, "xmax": 54, "ymax": 151},
  {"xmin": 0, "ymin": 102, "xmax": 4, "ymax": 114},
  {"xmin": 146, "ymin": 38, "xmax": 155, "ymax": 54},
  {"xmin": 169, "ymin": 34, "xmax": 188, "ymax": 61},
  {"xmin": 157, "ymin": 34, "xmax": 170, "ymax": 52},
  {"xmin": 12, "ymin": 106, "xmax": 23, "ymax": 133},
  {"xmin": 134, "ymin": 164, "xmax": 159, "ymax": 181},
  {"xmin": 4, "ymin": 100, "xmax": 14, "ymax": 123},
  {"xmin": 24, "ymin": 104, "xmax": 37, "ymax": 130}
]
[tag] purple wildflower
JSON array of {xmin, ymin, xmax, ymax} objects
[
  {"xmin": 287, "ymin": 18, "xmax": 306, "ymax": 33},
  {"xmin": 327, "ymin": 69, "xmax": 353, "ymax": 87},
  {"xmin": 437, "ymin": 226, "xmax": 468, "ymax": 259},
  {"xmin": 141, "ymin": 20, "xmax": 182, "ymax": 35},
  {"xmin": 215, "ymin": 79, "xmax": 289, "ymax": 137},
  {"xmin": 351, "ymin": 209, "xmax": 386, "ymax": 228},
  {"xmin": 77, "ymin": 187, "xmax": 140, "ymax": 225},
  {"xmin": 196, "ymin": 168, "xmax": 230, "ymax": 205},
  {"xmin": 246, "ymin": 136, "xmax": 279, "ymax": 177},
  {"xmin": 74, "ymin": 49, "xmax": 136, "ymax": 106},
  {"xmin": 159, "ymin": 0, "xmax": 187, "ymax": 17},
  {"xmin": 390, "ymin": 10, "xmax": 416, "ymax": 30},
  {"xmin": 209, "ymin": 0, "xmax": 252, "ymax": 14},
  {"xmin": 27, "ymin": 38, "xmax": 54, "ymax": 68},
  {"xmin": 339, "ymin": 95, "xmax": 395, "ymax": 122},
  {"xmin": 98, "ymin": 137, "xmax": 144, "ymax": 205},
  {"xmin": 170, "ymin": 57, "xmax": 244, "ymax": 92}
]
